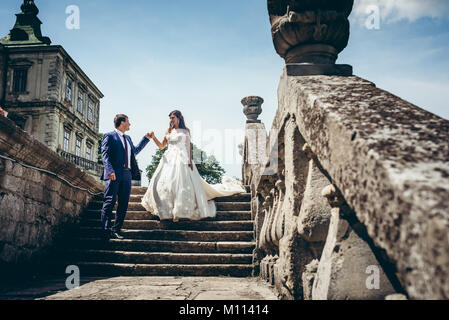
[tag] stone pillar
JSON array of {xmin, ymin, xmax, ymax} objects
[
  {"xmin": 241, "ymin": 96, "xmax": 267, "ymax": 186},
  {"xmin": 241, "ymin": 96, "xmax": 271, "ymax": 278},
  {"xmin": 267, "ymin": 0, "xmax": 353, "ymax": 76}
]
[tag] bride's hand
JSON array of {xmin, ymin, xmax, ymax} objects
[{"xmin": 188, "ymin": 162, "xmax": 193, "ymax": 171}]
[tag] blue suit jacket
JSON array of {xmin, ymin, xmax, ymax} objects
[{"xmin": 101, "ymin": 131, "xmax": 150, "ymax": 181}]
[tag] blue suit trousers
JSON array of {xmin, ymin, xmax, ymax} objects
[{"xmin": 101, "ymin": 170, "xmax": 132, "ymax": 233}]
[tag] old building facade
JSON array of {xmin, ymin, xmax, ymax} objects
[{"xmin": 0, "ymin": 1, "xmax": 104, "ymax": 179}]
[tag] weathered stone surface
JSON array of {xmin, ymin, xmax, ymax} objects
[
  {"xmin": 285, "ymin": 63, "xmax": 353, "ymax": 77},
  {"xmin": 0, "ymin": 276, "xmax": 279, "ymax": 301},
  {"xmin": 260, "ymin": 255, "xmax": 278, "ymax": 283},
  {"xmin": 0, "ymin": 116, "xmax": 103, "ymax": 194},
  {"xmin": 0, "ymin": 116, "xmax": 102, "ymax": 271},
  {"xmin": 242, "ymin": 122, "xmax": 268, "ymax": 186},
  {"xmin": 297, "ymin": 159, "xmax": 332, "ymax": 242},
  {"xmin": 302, "ymin": 259, "xmax": 319, "ymax": 300},
  {"xmin": 274, "ymin": 71, "xmax": 449, "ymax": 299},
  {"xmin": 274, "ymin": 229, "xmax": 314, "ymax": 300},
  {"xmin": 312, "ymin": 210, "xmax": 395, "ymax": 300},
  {"xmin": 385, "ymin": 294, "xmax": 408, "ymax": 300}
]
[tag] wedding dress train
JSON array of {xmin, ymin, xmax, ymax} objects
[{"xmin": 141, "ymin": 129, "xmax": 246, "ymax": 221}]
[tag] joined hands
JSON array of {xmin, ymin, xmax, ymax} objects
[{"xmin": 145, "ymin": 132, "xmax": 155, "ymax": 139}]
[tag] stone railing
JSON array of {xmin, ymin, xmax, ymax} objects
[
  {"xmin": 241, "ymin": 0, "xmax": 449, "ymax": 300},
  {"xmin": 0, "ymin": 115, "xmax": 103, "ymax": 277},
  {"xmin": 242, "ymin": 72, "xmax": 449, "ymax": 301}
]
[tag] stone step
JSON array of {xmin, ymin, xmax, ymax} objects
[
  {"xmin": 217, "ymin": 202, "xmax": 250, "ymax": 211},
  {"xmin": 128, "ymin": 193, "xmax": 252, "ymax": 203},
  {"xmin": 131, "ymin": 186, "xmax": 251, "ymax": 195},
  {"xmin": 66, "ymin": 250, "xmax": 253, "ymax": 265},
  {"xmin": 72, "ymin": 262, "xmax": 253, "ymax": 277},
  {"xmin": 83, "ymin": 210, "xmax": 251, "ymax": 221},
  {"xmin": 215, "ymin": 193, "xmax": 251, "ymax": 202},
  {"xmin": 84, "ymin": 210, "xmax": 154, "ymax": 220},
  {"xmin": 81, "ymin": 219, "xmax": 254, "ymax": 231},
  {"xmin": 77, "ymin": 238, "xmax": 255, "ymax": 254},
  {"xmin": 87, "ymin": 202, "xmax": 147, "ymax": 211},
  {"xmin": 79, "ymin": 228, "xmax": 254, "ymax": 242},
  {"xmin": 87, "ymin": 201, "xmax": 251, "ymax": 212},
  {"xmin": 131, "ymin": 187, "xmax": 147, "ymax": 195}
]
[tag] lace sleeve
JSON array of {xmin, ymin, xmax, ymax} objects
[{"xmin": 184, "ymin": 129, "xmax": 192, "ymax": 165}]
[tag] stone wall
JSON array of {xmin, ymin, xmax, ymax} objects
[
  {"xmin": 243, "ymin": 69, "xmax": 449, "ymax": 300},
  {"xmin": 0, "ymin": 115, "xmax": 103, "ymax": 273}
]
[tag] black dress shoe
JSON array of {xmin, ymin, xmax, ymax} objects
[{"xmin": 110, "ymin": 232, "xmax": 124, "ymax": 240}]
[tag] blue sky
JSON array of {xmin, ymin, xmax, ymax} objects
[{"xmin": 1, "ymin": 0, "xmax": 448, "ymax": 186}]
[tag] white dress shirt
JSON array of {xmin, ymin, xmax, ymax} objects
[{"xmin": 115, "ymin": 129, "xmax": 131, "ymax": 169}]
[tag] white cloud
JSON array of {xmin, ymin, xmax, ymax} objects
[{"xmin": 352, "ymin": 0, "xmax": 449, "ymax": 24}]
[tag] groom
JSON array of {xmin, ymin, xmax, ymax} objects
[{"xmin": 101, "ymin": 114, "xmax": 152, "ymax": 240}]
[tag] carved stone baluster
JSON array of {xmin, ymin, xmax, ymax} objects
[
  {"xmin": 312, "ymin": 185, "xmax": 395, "ymax": 300},
  {"xmin": 265, "ymin": 188, "xmax": 279, "ymax": 254},
  {"xmin": 297, "ymin": 144, "xmax": 332, "ymax": 247},
  {"xmin": 259, "ymin": 194, "xmax": 272, "ymax": 253},
  {"xmin": 272, "ymin": 179, "xmax": 286, "ymax": 247}
]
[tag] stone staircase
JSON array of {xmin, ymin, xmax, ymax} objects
[{"xmin": 60, "ymin": 186, "xmax": 255, "ymax": 277}]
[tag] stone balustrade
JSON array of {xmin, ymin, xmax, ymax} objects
[
  {"xmin": 242, "ymin": 72, "xmax": 449, "ymax": 300},
  {"xmin": 241, "ymin": 0, "xmax": 449, "ymax": 300}
]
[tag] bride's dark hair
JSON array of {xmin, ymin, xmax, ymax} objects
[{"xmin": 169, "ymin": 110, "xmax": 190, "ymax": 134}]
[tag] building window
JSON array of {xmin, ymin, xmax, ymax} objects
[
  {"xmin": 86, "ymin": 145, "xmax": 92, "ymax": 161},
  {"xmin": 76, "ymin": 139, "xmax": 82, "ymax": 157},
  {"xmin": 88, "ymin": 101, "xmax": 94, "ymax": 122},
  {"xmin": 77, "ymin": 91, "xmax": 84, "ymax": 113},
  {"xmin": 63, "ymin": 130, "xmax": 70, "ymax": 152},
  {"xmin": 12, "ymin": 68, "xmax": 28, "ymax": 93},
  {"xmin": 65, "ymin": 79, "xmax": 72, "ymax": 102}
]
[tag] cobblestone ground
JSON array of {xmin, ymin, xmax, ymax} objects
[{"xmin": 0, "ymin": 276, "xmax": 279, "ymax": 300}]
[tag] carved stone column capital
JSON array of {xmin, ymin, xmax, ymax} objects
[
  {"xmin": 242, "ymin": 96, "xmax": 264, "ymax": 124},
  {"xmin": 268, "ymin": 0, "xmax": 354, "ymax": 76}
]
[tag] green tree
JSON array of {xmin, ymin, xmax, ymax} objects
[{"xmin": 146, "ymin": 144, "xmax": 225, "ymax": 184}]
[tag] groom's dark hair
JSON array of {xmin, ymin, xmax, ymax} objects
[{"xmin": 114, "ymin": 114, "xmax": 128, "ymax": 128}]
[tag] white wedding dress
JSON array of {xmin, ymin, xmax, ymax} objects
[{"xmin": 141, "ymin": 129, "xmax": 246, "ymax": 221}]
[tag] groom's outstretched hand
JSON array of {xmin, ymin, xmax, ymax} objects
[{"xmin": 145, "ymin": 132, "xmax": 154, "ymax": 139}]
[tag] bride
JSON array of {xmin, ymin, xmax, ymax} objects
[{"xmin": 141, "ymin": 110, "xmax": 246, "ymax": 222}]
